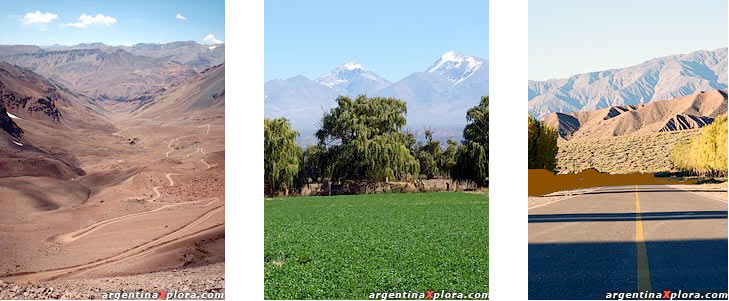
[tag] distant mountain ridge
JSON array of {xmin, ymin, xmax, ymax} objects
[
  {"xmin": 314, "ymin": 61, "xmax": 391, "ymax": 96},
  {"xmin": 264, "ymin": 51, "xmax": 488, "ymax": 136},
  {"xmin": 0, "ymin": 41, "xmax": 225, "ymax": 101},
  {"xmin": 529, "ymin": 48, "xmax": 728, "ymax": 118},
  {"xmin": 542, "ymin": 89, "xmax": 728, "ymax": 140}
]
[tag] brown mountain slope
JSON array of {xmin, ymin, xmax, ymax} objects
[
  {"xmin": 0, "ymin": 62, "xmax": 119, "ymax": 179},
  {"xmin": 120, "ymin": 41, "xmax": 225, "ymax": 72},
  {"xmin": 543, "ymin": 89, "xmax": 728, "ymax": 139},
  {"xmin": 129, "ymin": 63, "xmax": 224, "ymax": 118},
  {"xmin": 1, "ymin": 49, "xmax": 196, "ymax": 101}
]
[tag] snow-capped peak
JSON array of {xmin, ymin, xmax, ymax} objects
[
  {"xmin": 315, "ymin": 61, "xmax": 374, "ymax": 87},
  {"xmin": 426, "ymin": 51, "xmax": 484, "ymax": 85},
  {"xmin": 314, "ymin": 61, "xmax": 391, "ymax": 95},
  {"xmin": 341, "ymin": 61, "xmax": 364, "ymax": 70}
]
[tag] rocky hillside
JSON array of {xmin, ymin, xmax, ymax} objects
[{"xmin": 543, "ymin": 90, "xmax": 727, "ymax": 140}]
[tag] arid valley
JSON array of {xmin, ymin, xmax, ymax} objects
[{"xmin": 0, "ymin": 41, "xmax": 225, "ymax": 298}]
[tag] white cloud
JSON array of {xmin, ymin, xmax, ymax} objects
[
  {"xmin": 22, "ymin": 11, "xmax": 59, "ymax": 25},
  {"xmin": 67, "ymin": 13, "xmax": 117, "ymax": 28},
  {"xmin": 203, "ymin": 33, "xmax": 223, "ymax": 44},
  {"xmin": 176, "ymin": 14, "xmax": 187, "ymax": 20}
]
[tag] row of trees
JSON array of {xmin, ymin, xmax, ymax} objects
[
  {"xmin": 264, "ymin": 95, "xmax": 489, "ymax": 195},
  {"xmin": 527, "ymin": 115, "xmax": 558, "ymax": 170},
  {"xmin": 670, "ymin": 116, "xmax": 728, "ymax": 177}
]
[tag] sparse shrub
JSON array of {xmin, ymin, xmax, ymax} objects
[{"xmin": 557, "ymin": 130, "xmax": 699, "ymax": 174}]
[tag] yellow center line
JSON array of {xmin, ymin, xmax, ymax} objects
[{"xmin": 635, "ymin": 185, "xmax": 651, "ymax": 292}]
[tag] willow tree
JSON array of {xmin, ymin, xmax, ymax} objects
[
  {"xmin": 452, "ymin": 96, "xmax": 489, "ymax": 186},
  {"xmin": 416, "ymin": 130, "xmax": 445, "ymax": 178},
  {"xmin": 316, "ymin": 95, "xmax": 419, "ymax": 182},
  {"xmin": 464, "ymin": 96, "xmax": 489, "ymax": 146},
  {"xmin": 300, "ymin": 144, "xmax": 328, "ymax": 182},
  {"xmin": 528, "ymin": 115, "xmax": 558, "ymax": 170},
  {"xmin": 264, "ymin": 118, "xmax": 302, "ymax": 195}
]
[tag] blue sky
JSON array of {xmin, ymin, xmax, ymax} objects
[
  {"xmin": 529, "ymin": 0, "xmax": 728, "ymax": 81},
  {"xmin": 1, "ymin": 0, "xmax": 224, "ymax": 46},
  {"xmin": 264, "ymin": 0, "xmax": 489, "ymax": 82}
]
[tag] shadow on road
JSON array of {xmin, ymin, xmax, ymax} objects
[
  {"xmin": 529, "ymin": 211, "xmax": 728, "ymax": 223},
  {"xmin": 529, "ymin": 239, "xmax": 728, "ymax": 300}
]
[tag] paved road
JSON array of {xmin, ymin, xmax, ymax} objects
[{"xmin": 529, "ymin": 185, "xmax": 728, "ymax": 300}]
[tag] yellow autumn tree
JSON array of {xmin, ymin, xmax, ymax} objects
[{"xmin": 670, "ymin": 116, "xmax": 728, "ymax": 177}]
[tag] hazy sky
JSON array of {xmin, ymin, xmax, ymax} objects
[
  {"xmin": 1, "ymin": 0, "xmax": 224, "ymax": 46},
  {"xmin": 265, "ymin": 0, "xmax": 489, "ymax": 82},
  {"xmin": 529, "ymin": 0, "xmax": 728, "ymax": 81}
]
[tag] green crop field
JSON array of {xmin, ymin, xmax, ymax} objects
[{"xmin": 264, "ymin": 192, "xmax": 489, "ymax": 299}]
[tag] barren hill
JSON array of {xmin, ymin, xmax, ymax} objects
[
  {"xmin": 128, "ymin": 63, "xmax": 224, "ymax": 119},
  {"xmin": 1, "ymin": 48, "xmax": 196, "ymax": 101},
  {"xmin": 0, "ymin": 57, "xmax": 225, "ymax": 286},
  {"xmin": 543, "ymin": 90, "xmax": 728, "ymax": 140},
  {"xmin": 0, "ymin": 62, "xmax": 116, "ymax": 179}
]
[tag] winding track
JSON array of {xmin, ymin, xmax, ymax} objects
[
  {"xmin": 164, "ymin": 173, "xmax": 179, "ymax": 186},
  {"xmin": 185, "ymin": 147, "xmax": 201, "ymax": 157},
  {"xmin": 52, "ymin": 199, "xmax": 216, "ymax": 244},
  {"xmin": 4, "ymin": 205, "xmax": 224, "ymax": 282},
  {"xmin": 2, "ymin": 122, "xmax": 225, "ymax": 282},
  {"xmin": 200, "ymin": 159, "xmax": 211, "ymax": 169},
  {"xmin": 165, "ymin": 138, "xmax": 179, "ymax": 158}
]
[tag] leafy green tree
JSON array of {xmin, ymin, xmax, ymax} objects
[
  {"xmin": 452, "ymin": 96, "xmax": 489, "ymax": 186},
  {"xmin": 264, "ymin": 118, "xmax": 302, "ymax": 195},
  {"xmin": 528, "ymin": 115, "xmax": 558, "ymax": 170},
  {"xmin": 316, "ymin": 95, "xmax": 420, "ymax": 182},
  {"xmin": 416, "ymin": 130, "xmax": 445, "ymax": 178},
  {"xmin": 300, "ymin": 144, "xmax": 328, "ymax": 182},
  {"xmin": 453, "ymin": 141, "xmax": 488, "ymax": 186},
  {"xmin": 464, "ymin": 96, "xmax": 489, "ymax": 146},
  {"xmin": 440, "ymin": 138, "xmax": 459, "ymax": 176}
]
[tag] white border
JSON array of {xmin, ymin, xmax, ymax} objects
[
  {"xmin": 489, "ymin": 0, "xmax": 529, "ymax": 300},
  {"xmin": 226, "ymin": 0, "xmax": 264, "ymax": 300}
]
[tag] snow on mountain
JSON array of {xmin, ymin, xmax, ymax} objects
[
  {"xmin": 528, "ymin": 48, "xmax": 728, "ymax": 119},
  {"xmin": 426, "ymin": 51, "xmax": 485, "ymax": 85},
  {"xmin": 314, "ymin": 61, "xmax": 391, "ymax": 95},
  {"xmin": 374, "ymin": 52, "xmax": 488, "ymax": 129},
  {"xmin": 264, "ymin": 51, "xmax": 489, "ymax": 137}
]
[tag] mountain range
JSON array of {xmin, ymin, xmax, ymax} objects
[
  {"xmin": 264, "ymin": 51, "xmax": 489, "ymax": 137},
  {"xmin": 0, "ymin": 41, "xmax": 224, "ymax": 101},
  {"xmin": 543, "ymin": 89, "xmax": 728, "ymax": 140},
  {"xmin": 529, "ymin": 48, "xmax": 728, "ymax": 119},
  {"xmin": 0, "ymin": 43, "xmax": 225, "ymax": 179},
  {"xmin": 0, "ymin": 40, "xmax": 226, "ymax": 282}
]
